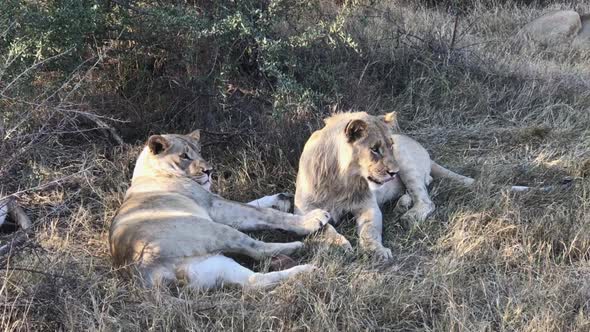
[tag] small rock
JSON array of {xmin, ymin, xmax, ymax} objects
[
  {"xmin": 522, "ymin": 10, "xmax": 582, "ymax": 45},
  {"xmin": 269, "ymin": 254, "xmax": 298, "ymax": 271},
  {"xmin": 573, "ymin": 14, "xmax": 590, "ymax": 50}
]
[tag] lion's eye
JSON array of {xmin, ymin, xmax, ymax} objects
[
  {"xmin": 180, "ymin": 153, "xmax": 191, "ymax": 160},
  {"xmin": 371, "ymin": 146, "xmax": 381, "ymax": 155}
]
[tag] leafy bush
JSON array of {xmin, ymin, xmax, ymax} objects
[
  {"xmin": 1, "ymin": 0, "xmax": 108, "ymax": 76},
  {"xmin": 1, "ymin": 0, "xmax": 363, "ymax": 115},
  {"xmin": 126, "ymin": 0, "xmax": 363, "ymax": 113}
]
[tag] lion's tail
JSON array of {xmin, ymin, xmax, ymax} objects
[
  {"xmin": 430, "ymin": 162, "xmax": 551, "ymax": 192},
  {"xmin": 430, "ymin": 162, "xmax": 475, "ymax": 187}
]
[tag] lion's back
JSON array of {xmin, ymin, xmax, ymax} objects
[{"xmin": 109, "ymin": 186, "xmax": 212, "ymax": 268}]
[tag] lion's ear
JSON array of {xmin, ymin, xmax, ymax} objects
[
  {"xmin": 380, "ymin": 111, "xmax": 399, "ymax": 130},
  {"xmin": 344, "ymin": 119, "xmax": 368, "ymax": 143},
  {"xmin": 187, "ymin": 129, "xmax": 201, "ymax": 141},
  {"xmin": 147, "ymin": 135, "xmax": 170, "ymax": 155}
]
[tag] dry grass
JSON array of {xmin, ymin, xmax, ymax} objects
[{"xmin": 2, "ymin": 1, "xmax": 590, "ymax": 331}]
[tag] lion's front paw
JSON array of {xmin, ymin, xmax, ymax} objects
[
  {"xmin": 372, "ymin": 246, "xmax": 393, "ymax": 261},
  {"xmin": 400, "ymin": 203, "xmax": 434, "ymax": 226},
  {"xmin": 395, "ymin": 194, "xmax": 413, "ymax": 212},
  {"xmin": 324, "ymin": 232, "xmax": 353, "ymax": 251},
  {"xmin": 301, "ymin": 209, "xmax": 331, "ymax": 232},
  {"xmin": 289, "ymin": 264, "xmax": 316, "ymax": 275}
]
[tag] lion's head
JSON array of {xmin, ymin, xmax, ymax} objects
[
  {"xmin": 296, "ymin": 111, "xmax": 401, "ymax": 214},
  {"xmin": 341, "ymin": 112, "xmax": 400, "ymax": 187},
  {"xmin": 132, "ymin": 130, "xmax": 213, "ymax": 191}
]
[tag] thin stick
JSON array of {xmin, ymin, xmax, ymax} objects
[
  {"xmin": 0, "ymin": 167, "xmax": 91, "ymax": 202},
  {"xmin": 1, "ymin": 48, "xmax": 74, "ymax": 95},
  {"xmin": 0, "ymin": 233, "xmax": 27, "ymax": 257},
  {"xmin": 73, "ymin": 110, "xmax": 125, "ymax": 145},
  {"xmin": 0, "ymin": 267, "xmax": 67, "ymax": 279}
]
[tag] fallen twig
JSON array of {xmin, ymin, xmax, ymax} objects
[
  {"xmin": 71, "ymin": 110, "xmax": 125, "ymax": 145},
  {"xmin": 0, "ymin": 201, "xmax": 7, "ymax": 227},
  {"xmin": 0, "ymin": 167, "xmax": 91, "ymax": 202},
  {"xmin": 0, "ymin": 232, "xmax": 28, "ymax": 258},
  {"xmin": 0, "ymin": 266, "xmax": 67, "ymax": 279}
]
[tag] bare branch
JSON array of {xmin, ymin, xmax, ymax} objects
[
  {"xmin": 72, "ymin": 110, "xmax": 125, "ymax": 145},
  {"xmin": 0, "ymin": 232, "xmax": 28, "ymax": 259},
  {"xmin": 0, "ymin": 48, "xmax": 74, "ymax": 96},
  {"xmin": 0, "ymin": 167, "xmax": 91, "ymax": 202}
]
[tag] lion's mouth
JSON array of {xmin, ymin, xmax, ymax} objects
[
  {"xmin": 192, "ymin": 174, "xmax": 211, "ymax": 186},
  {"xmin": 368, "ymin": 174, "xmax": 396, "ymax": 185}
]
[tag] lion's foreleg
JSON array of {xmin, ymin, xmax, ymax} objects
[
  {"xmin": 355, "ymin": 200, "xmax": 393, "ymax": 261},
  {"xmin": 318, "ymin": 224, "xmax": 353, "ymax": 251},
  {"xmin": 294, "ymin": 200, "xmax": 353, "ymax": 251},
  {"xmin": 209, "ymin": 197, "xmax": 330, "ymax": 235}
]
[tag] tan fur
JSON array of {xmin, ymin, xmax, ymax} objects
[
  {"xmin": 110, "ymin": 131, "xmax": 331, "ymax": 289},
  {"xmin": 295, "ymin": 112, "xmax": 399, "ymax": 260},
  {"xmin": 385, "ymin": 134, "xmax": 540, "ymax": 223},
  {"xmin": 295, "ymin": 113, "xmax": 530, "ymax": 261}
]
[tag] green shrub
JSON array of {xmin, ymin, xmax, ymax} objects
[
  {"xmin": 0, "ymin": 0, "xmax": 109, "ymax": 76},
  {"xmin": 2, "ymin": 0, "xmax": 362, "ymax": 110},
  {"xmin": 122, "ymin": 0, "xmax": 361, "ymax": 114}
]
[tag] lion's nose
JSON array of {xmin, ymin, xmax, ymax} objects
[{"xmin": 203, "ymin": 168, "xmax": 213, "ymax": 176}]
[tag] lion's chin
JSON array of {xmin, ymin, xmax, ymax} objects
[
  {"xmin": 367, "ymin": 174, "xmax": 396, "ymax": 186},
  {"xmin": 192, "ymin": 175, "xmax": 211, "ymax": 191},
  {"xmin": 201, "ymin": 181, "xmax": 211, "ymax": 192}
]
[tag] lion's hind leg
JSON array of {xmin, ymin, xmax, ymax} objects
[{"xmin": 178, "ymin": 255, "xmax": 314, "ymax": 289}]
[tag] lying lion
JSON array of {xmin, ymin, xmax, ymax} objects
[
  {"xmin": 295, "ymin": 112, "xmax": 542, "ymax": 260},
  {"xmin": 373, "ymin": 134, "xmax": 538, "ymax": 223},
  {"xmin": 109, "ymin": 130, "xmax": 330, "ymax": 289}
]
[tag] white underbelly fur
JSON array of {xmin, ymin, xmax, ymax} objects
[
  {"xmin": 176, "ymin": 255, "xmax": 252, "ymax": 289},
  {"xmin": 371, "ymin": 176, "xmax": 405, "ymax": 205}
]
